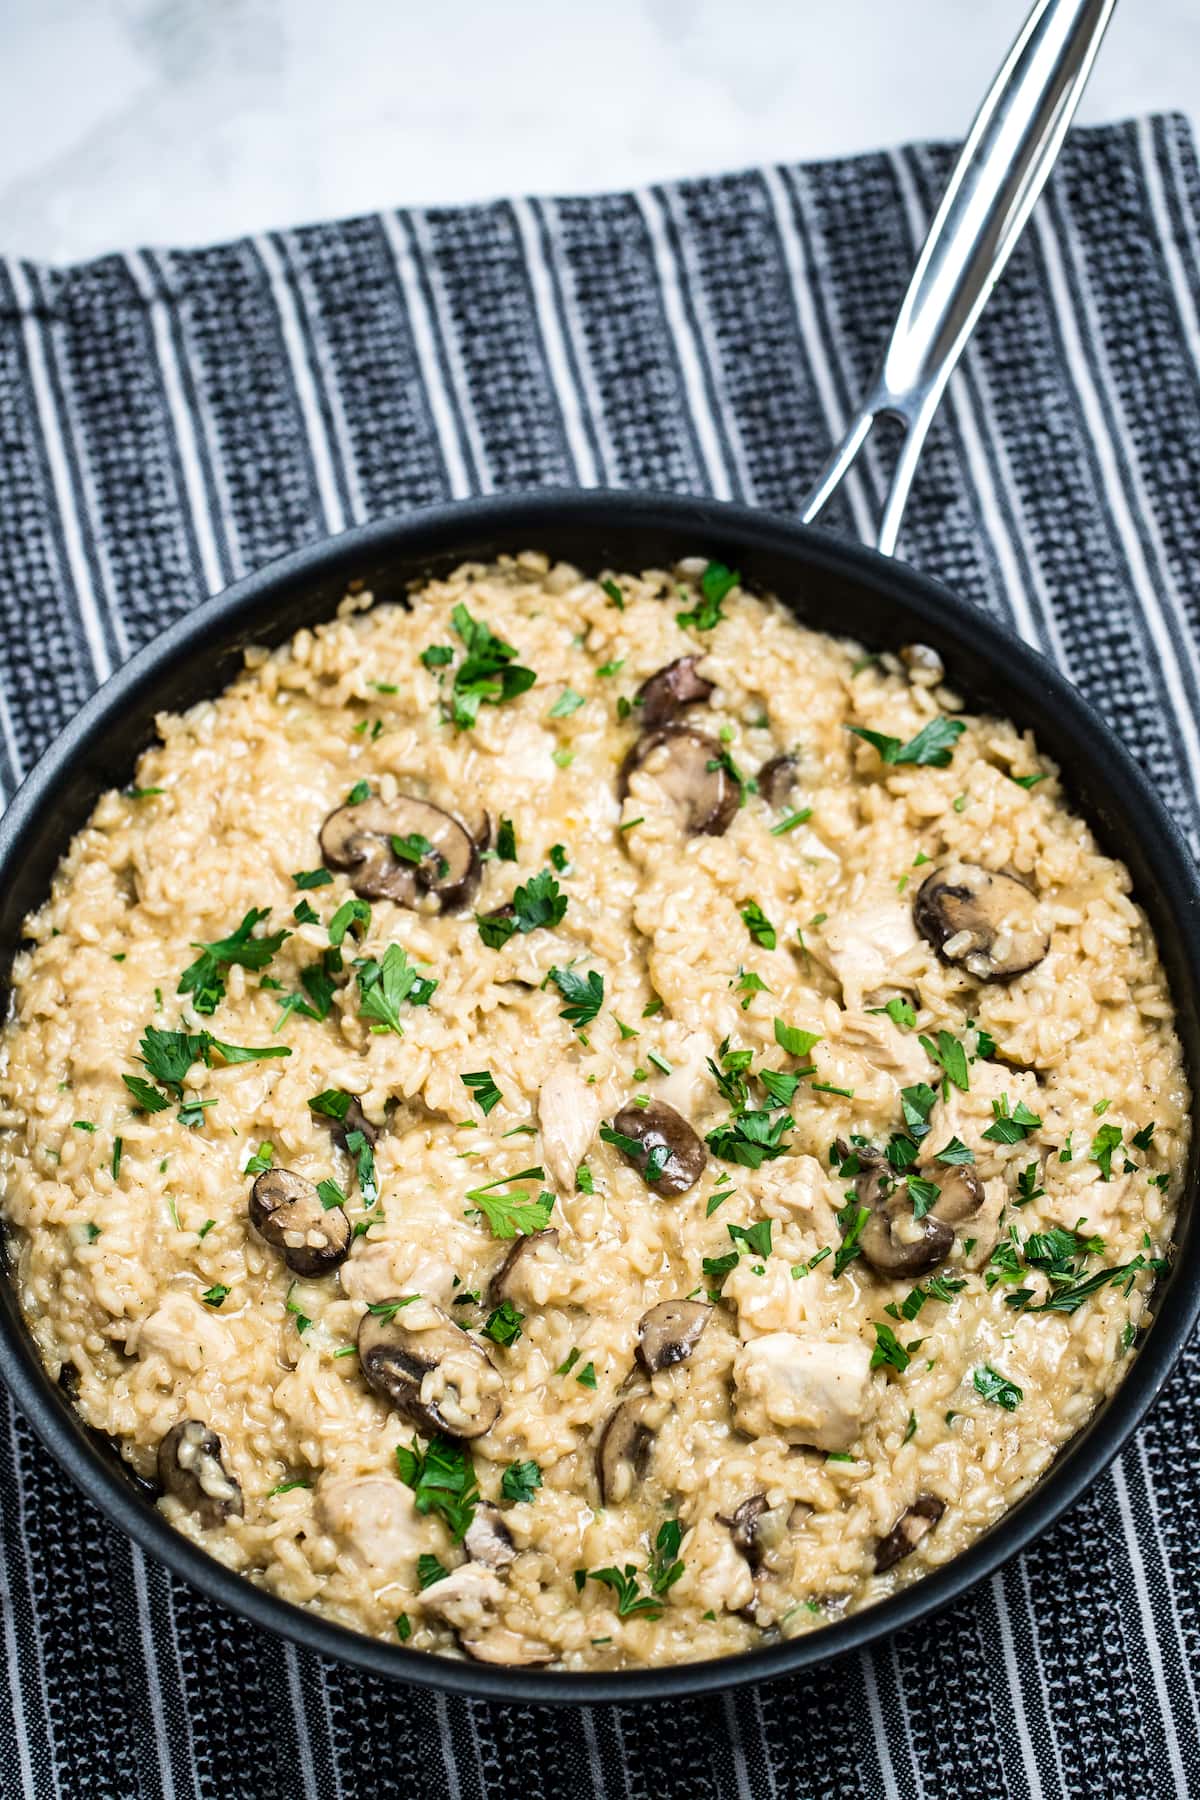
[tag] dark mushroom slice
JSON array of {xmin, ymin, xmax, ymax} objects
[
  {"xmin": 758, "ymin": 752, "xmax": 801, "ymax": 807},
  {"xmin": 634, "ymin": 655, "xmax": 714, "ymax": 730},
  {"xmin": 618, "ymin": 726, "xmax": 738, "ymax": 836},
  {"xmin": 597, "ymin": 1392, "xmax": 660, "ymax": 1505},
  {"xmin": 723, "ymin": 1494, "xmax": 794, "ymax": 1572},
  {"xmin": 636, "ymin": 1299, "xmax": 712, "ymax": 1373},
  {"xmin": 357, "ymin": 1302, "xmax": 501, "ymax": 1439},
  {"xmin": 250, "ymin": 1168, "xmax": 351, "ymax": 1276},
  {"xmin": 913, "ymin": 861, "xmax": 1050, "ymax": 981},
  {"xmin": 488, "ymin": 1228, "xmax": 559, "ymax": 1306},
  {"xmin": 899, "ymin": 643, "xmax": 945, "ymax": 687},
  {"xmin": 464, "ymin": 1503, "xmax": 516, "ymax": 1570},
  {"xmin": 854, "ymin": 1146, "xmax": 984, "ymax": 1278},
  {"xmin": 320, "ymin": 794, "xmax": 480, "ymax": 911},
  {"xmin": 874, "ymin": 1493, "xmax": 945, "ymax": 1573},
  {"xmin": 158, "ymin": 1420, "xmax": 243, "ymax": 1528},
  {"xmin": 610, "ymin": 1099, "xmax": 706, "ymax": 1198}
]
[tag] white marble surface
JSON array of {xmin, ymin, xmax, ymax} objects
[{"xmin": 1, "ymin": 0, "xmax": 1196, "ymax": 265}]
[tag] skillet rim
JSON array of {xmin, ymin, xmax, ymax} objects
[{"xmin": 1, "ymin": 487, "xmax": 1198, "ymax": 1706}]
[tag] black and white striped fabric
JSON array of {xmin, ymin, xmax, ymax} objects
[{"xmin": 1, "ymin": 114, "xmax": 1199, "ymax": 1800}]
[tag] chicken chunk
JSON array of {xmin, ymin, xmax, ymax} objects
[
  {"xmin": 538, "ymin": 1063, "xmax": 603, "ymax": 1192},
  {"xmin": 339, "ymin": 1241, "xmax": 458, "ymax": 1306},
  {"xmin": 318, "ymin": 1475, "xmax": 423, "ymax": 1581},
  {"xmin": 136, "ymin": 1292, "xmax": 232, "ymax": 1372},
  {"xmin": 817, "ymin": 900, "xmax": 920, "ymax": 1009},
  {"xmin": 418, "ymin": 1561, "xmax": 505, "ymax": 1631},
  {"xmin": 734, "ymin": 1333, "xmax": 873, "ymax": 1451}
]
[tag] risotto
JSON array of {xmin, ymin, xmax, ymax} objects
[{"xmin": 0, "ymin": 553, "xmax": 1186, "ymax": 1671}]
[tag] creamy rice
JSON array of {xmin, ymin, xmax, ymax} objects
[{"xmin": 0, "ymin": 554, "xmax": 1186, "ymax": 1671}]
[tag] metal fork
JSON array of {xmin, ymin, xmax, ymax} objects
[{"xmin": 799, "ymin": 0, "xmax": 1116, "ymax": 555}]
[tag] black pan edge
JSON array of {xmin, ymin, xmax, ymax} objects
[{"xmin": 1, "ymin": 488, "xmax": 1197, "ymax": 1707}]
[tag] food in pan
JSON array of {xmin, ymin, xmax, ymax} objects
[{"xmin": 0, "ymin": 553, "xmax": 1185, "ymax": 1670}]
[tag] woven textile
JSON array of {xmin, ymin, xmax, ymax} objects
[{"xmin": 1, "ymin": 116, "xmax": 1200, "ymax": 1800}]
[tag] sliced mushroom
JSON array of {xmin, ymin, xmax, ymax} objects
[
  {"xmin": 464, "ymin": 1503, "xmax": 516, "ymax": 1570},
  {"xmin": 723, "ymin": 1494, "xmax": 793, "ymax": 1572},
  {"xmin": 320, "ymin": 795, "xmax": 480, "ymax": 911},
  {"xmin": 619, "ymin": 726, "xmax": 738, "ymax": 836},
  {"xmin": 758, "ymin": 752, "xmax": 800, "ymax": 807},
  {"xmin": 250, "ymin": 1168, "xmax": 350, "ymax": 1276},
  {"xmin": 853, "ymin": 1146, "xmax": 984, "ymax": 1278},
  {"xmin": 460, "ymin": 1627, "xmax": 554, "ymax": 1666},
  {"xmin": 899, "ymin": 643, "xmax": 945, "ymax": 688},
  {"xmin": 913, "ymin": 861, "xmax": 1050, "ymax": 981},
  {"xmin": 635, "ymin": 655, "xmax": 714, "ymax": 730},
  {"xmin": 597, "ymin": 1392, "xmax": 661, "ymax": 1505},
  {"xmin": 357, "ymin": 1301, "xmax": 501, "ymax": 1438},
  {"xmin": 488, "ymin": 1229, "xmax": 560, "ymax": 1306},
  {"xmin": 157, "ymin": 1420, "xmax": 243, "ymax": 1528},
  {"xmin": 610, "ymin": 1099, "xmax": 706, "ymax": 1197},
  {"xmin": 874, "ymin": 1493, "xmax": 945, "ymax": 1573},
  {"xmin": 636, "ymin": 1299, "xmax": 712, "ymax": 1373}
]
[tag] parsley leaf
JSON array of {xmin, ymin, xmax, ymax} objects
[
  {"xmin": 549, "ymin": 965, "xmax": 604, "ymax": 1029},
  {"xmin": 982, "ymin": 1096, "xmax": 1042, "ymax": 1143},
  {"xmin": 848, "ymin": 717, "xmax": 966, "ymax": 768},
  {"xmin": 920, "ymin": 1030, "xmax": 970, "ymax": 1091},
  {"xmin": 676, "ymin": 560, "xmax": 738, "ymax": 631},
  {"xmin": 868, "ymin": 996, "xmax": 917, "ymax": 1030},
  {"xmin": 774, "ymin": 1018, "xmax": 822, "ymax": 1058},
  {"xmin": 501, "ymin": 1460, "xmax": 543, "ymax": 1504},
  {"xmin": 482, "ymin": 1299, "xmax": 525, "ymax": 1346},
  {"xmin": 496, "ymin": 817, "xmax": 518, "ymax": 862},
  {"xmin": 447, "ymin": 603, "xmax": 537, "ymax": 728},
  {"xmin": 1091, "ymin": 1122, "xmax": 1123, "ymax": 1181},
  {"xmin": 396, "ymin": 1434, "xmax": 478, "ymax": 1541},
  {"xmin": 582, "ymin": 1564, "xmax": 664, "ymax": 1619},
  {"xmin": 292, "ymin": 868, "xmax": 333, "ymax": 889},
  {"xmin": 706, "ymin": 1108, "xmax": 792, "ymax": 1169},
  {"xmin": 548, "ymin": 688, "xmax": 586, "ymax": 719},
  {"xmin": 178, "ymin": 908, "xmax": 289, "ymax": 1014},
  {"xmin": 201, "ymin": 1284, "xmax": 230, "ymax": 1308},
  {"xmin": 355, "ymin": 943, "xmax": 437, "ymax": 1035},
  {"xmin": 461, "ymin": 1070, "xmax": 503, "ymax": 1116},
  {"xmin": 973, "ymin": 1365, "xmax": 1023, "ymax": 1410},
  {"xmin": 465, "ymin": 1168, "xmax": 554, "ymax": 1239},
  {"xmin": 476, "ymin": 868, "xmax": 568, "ymax": 947},
  {"xmin": 741, "ymin": 900, "xmax": 776, "ymax": 950},
  {"xmin": 417, "ymin": 1553, "xmax": 449, "ymax": 1589}
]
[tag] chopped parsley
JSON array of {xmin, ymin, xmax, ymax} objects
[
  {"xmin": 576, "ymin": 1164, "xmax": 595, "ymax": 1194},
  {"xmin": 973, "ymin": 1365, "xmax": 1023, "ymax": 1411},
  {"xmin": 396, "ymin": 1434, "xmax": 479, "ymax": 1540},
  {"xmin": 774, "ymin": 1018, "xmax": 822, "ymax": 1058},
  {"xmin": 1009, "ymin": 771, "xmax": 1047, "ymax": 790},
  {"xmin": 477, "ymin": 868, "xmax": 567, "ymax": 947},
  {"xmin": 579, "ymin": 1564, "xmax": 666, "ymax": 1619},
  {"xmin": 125, "ymin": 1027, "xmax": 289, "ymax": 1112},
  {"xmin": 741, "ymin": 900, "xmax": 776, "ymax": 950},
  {"xmin": 417, "ymin": 1554, "xmax": 449, "ymax": 1589},
  {"xmin": 920, "ymin": 1030, "xmax": 970, "ymax": 1092},
  {"xmin": 833, "ymin": 1200, "xmax": 870, "ymax": 1278},
  {"xmin": 461, "ymin": 1069, "xmax": 503, "ymax": 1116},
  {"xmin": 124, "ymin": 785, "xmax": 163, "ymax": 799},
  {"xmin": 111, "ymin": 1138, "xmax": 123, "ymax": 1182},
  {"xmin": 328, "ymin": 896, "xmax": 371, "ymax": 947},
  {"xmin": 728, "ymin": 1218, "xmax": 773, "ymax": 1259},
  {"xmin": 576, "ymin": 1361, "xmax": 598, "ymax": 1389},
  {"xmin": 501, "ymin": 1460, "xmax": 543, "ymax": 1504},
  {"xmin": 420, "ymin": 644, "xmax": 453, "ymax": 669},
  {"xmin": 482, "ymin": 1299, "xmax": 525, "ymax": 1347},
  {"xmin": 676, "ymin": 560, "xmax": 739, "ymax": 632},
  {"xmin": 395, "ymin": 1613, "xmax": 412, "ymax": 1642},
  {"xmin": 871, "ymin": 1322, "xmax": 921, "ymax": 1373},
  {"xmin": 201, "ymin": 1285, "xmax": 230, "ymax": 1309},
  {"xmin": 601, "ymin": 578, "xmax": 625, "ymax": 609},
  {"xmin": 268, "ymin": 1478, "xmax": 310, "ymax": 1497},
  {"xmin": 496, "ymin": 817, "xmax": 518, "ymax": 862},
  {"xmin": 465, "ymin": 1167, "xmax": 554, "ymax": 1239},
  {"xmin": 1091, "ymin": 1123, "xmax": 1123, "ymax": 1181},
  {"xmin": 355, "ymin": 943, "xmax": 437, "ymax": 1035},
  {"xmin": 315, "ymin": 1177, "xmax": 347, "ymax": 1211},
  {"xmin": 982, "ymin": 1096, "xmax": 1042, "ymax": 1144},
  {"xmin": 548, "ymin": 688, "xmax": 586, "ymax": 719},
  {"xmin": 178, "ymin": 908, "xmax": 289, "ymax": 1015},
  {"xmin": 848, "ymin": 717, "xmax": 965, "ymax": 768},
  {"xmin": 650, "ymin": 1519, "xmax": 685, "ymax": 1596},
  {"xmin": 549, "ymin": 965, "xmax": 604, "ymax": 1029},
  {"xmin": 292, "ymin": 868, "xmax": 333, "ymax": 889},
  {"xmin": 869, "ymin": 996, "xmax": 917, "ymax": 1030},
  {"xmin": 733, "ymin": 969, "xmax": 771, "ymax": 1009},
  {"xmin": 770, "ymin": 808, "xmax": 812, "ymax": 836},
  {"xmin": 706, "ymin": 1107, "xmax": 792, "ymax": 1169},
  {"xmin": 933, "ymin": 1137, "xmax": 974, "ymax": 1165},
  {"xmin": 444, "ymin": 603, "xmax": 537, "ymax": 728}
]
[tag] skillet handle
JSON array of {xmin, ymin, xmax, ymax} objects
[{"xmin": 799, "ymin": 0, "xmax": 1115, "ymax": 556}]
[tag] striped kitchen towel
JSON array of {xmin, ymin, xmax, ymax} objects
[{"xmin": 1, "ymin": 114, "xmax": 1200, "ymax": 1800}]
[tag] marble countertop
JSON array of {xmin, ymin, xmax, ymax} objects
[{"xmin": 1, "ymin": 0, "xmax": 1195, "ymax": 265}]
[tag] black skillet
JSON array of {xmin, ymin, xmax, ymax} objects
[{"xmin": 0, "ymin": 0, "xmax": 1196, "ymax": 1706}]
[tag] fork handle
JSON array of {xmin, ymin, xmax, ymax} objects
[{"xmin": 800, "ymin": 0, "xmax": 1116, "ymax": 555}]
